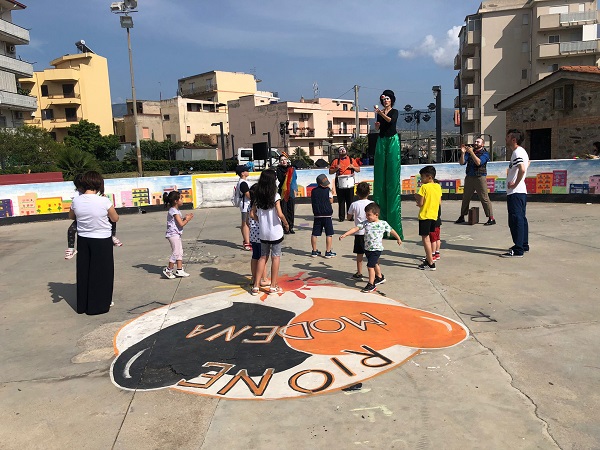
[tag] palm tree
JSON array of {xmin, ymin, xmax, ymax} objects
[{"xmin": 56, "ymin": 146, "xmax": 99, "ymax": 180}]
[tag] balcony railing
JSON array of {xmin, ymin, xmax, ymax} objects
[
  {"xmin": 560, "ymin": 11, "xmax": 597, "ymax": 24},
  {"xmin": 0, "ymin": 18, "xmax": 30, "ymax": 44},
  {"xmin": 560, "ymin": 40, "xmax": 599, "ymax": 53},
  {"xmin": 454, "ymin": 54, "xmax": 461, "ymax": 70},
  {"xmin": 0, "ymin": 54, "xmax": 33, "ymax": 78},
  {"xmin": 539, "ymin": 10, "xmax": 599, "ymax": 29},
  {"xmin": 0, "ymin": 90, "xmax": 37, "ymax": 111}
]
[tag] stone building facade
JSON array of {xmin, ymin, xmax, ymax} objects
[{"xmin": 496, "ymin": 66, "xmax": 600, "ymax": 159}]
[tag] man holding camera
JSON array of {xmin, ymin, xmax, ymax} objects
[{"xmin": 455, "ymin": 137, "xmax": 496, "ymax": 226}]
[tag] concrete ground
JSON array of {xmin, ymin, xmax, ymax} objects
[{"xmin": 1, "ymin": 199, "xmax": 599, "ymax": 449}]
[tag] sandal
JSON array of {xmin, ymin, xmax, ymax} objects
[
  {"xmin": 269, "ymin": 286, "xmax": 283, "ymax": 295},
  {"xmin": 250, "ymin": 287, "xmax": 260, "ymax": 296},
  {"xmin": 65, "ymin": 248, "xmax": 77, "ymax": 260},
  {"xmin": 112, "ymin": 236, "xmax": 123, "ymax": 247},
  {"xmin": 260, "ymin": 278, "xmax": 271, "ymax": 287}
]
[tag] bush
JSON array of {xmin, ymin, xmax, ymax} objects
[{"xmin": 0, "ymin": 164, "xmax": 59, "ymax": 175}]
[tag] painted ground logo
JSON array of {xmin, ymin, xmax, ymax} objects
[{"xmin": 111, "ymin": 278, "xmax": 468, "ymax": 400}]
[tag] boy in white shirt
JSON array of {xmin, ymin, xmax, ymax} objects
[{"xmin": 346, "ymin": 182, "xmax": 372, "ymax": 280}]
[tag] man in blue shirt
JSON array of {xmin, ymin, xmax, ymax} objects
[{"xmin": 455, "ymin": 137, "xmax": 496, "ymax": 226}]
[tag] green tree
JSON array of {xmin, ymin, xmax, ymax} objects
[
  {"xmin": 56, "ymin": 146, "xmax": 99, "ymax": 180},
  {"xmin": 0, "ymin": 125, "xmax": 61, "ymax": 170},
  {"xmin": 64, "ymin": 119, "xmax": 120, "ymax": 161},
  {"xmin": 140, "ymin": 139, "xmax": 177, "ymax": 160},
  {"xmin": 291, "ymin": 147, "xmax": 313, "ymax": 167},
  {"xmin": 348, "ymin": 136, "xmax": 368, "ymax": 159}
]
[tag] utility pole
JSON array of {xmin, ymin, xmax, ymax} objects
[{"xmin": 354, "ymin": 85, "xmax": 360, "ymax": 139}]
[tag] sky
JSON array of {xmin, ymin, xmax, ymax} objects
[{"xmin": 16, "ymin": 0, "xmax": 483, "ymax": 110}]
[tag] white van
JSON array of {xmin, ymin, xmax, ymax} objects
[{"xmin": 237, "ymin": 148, "xmax": 281, "ymax": 170}]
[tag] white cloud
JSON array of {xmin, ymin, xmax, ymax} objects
[{"xmin": 398, "ymin": 26, "xmax": 462, "ymax": 68}]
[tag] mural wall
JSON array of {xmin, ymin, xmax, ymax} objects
[{"xmin": 0, "ymin": 159, "xmax": 599, "ymax": 219}]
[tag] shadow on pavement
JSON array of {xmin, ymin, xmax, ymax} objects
[
  {"xmin": 200, "ymin": 266, "xmax": 250, "ymax": 286},
  {"xmin": 198, "ymin": 239, "xmax": 242, "ymax": 250},
  {"xmin": 132, "ymin": 263, "xmax": 164, "ymax": 275},
  {"xmin": 48, "ymin": 282, "xmax": 77, "ymax": 313}
]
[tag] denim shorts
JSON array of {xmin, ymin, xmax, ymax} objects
[
  {"xmin": 261, "ymin": 241, "xmax": 282, "ymax": 258},
  {"xmin": 364, "ymin": 250, "xmax": 382, "ymax": 268}
]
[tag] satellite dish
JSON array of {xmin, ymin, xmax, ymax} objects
[{"xmin": 124, "ymin": 0, "xmax": 137, "ymax": 9}]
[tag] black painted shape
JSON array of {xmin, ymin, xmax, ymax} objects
[
  {"xmin": 459, "ymin": 310, "xmax": 497, "ymax": 323},
  {"xmin": 112, "ymin": 302, "xmax": 310, "ymax": 390}
]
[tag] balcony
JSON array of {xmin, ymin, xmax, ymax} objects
[
  {"xmin": 454, "ymin": 96, "xmax": 461, "ymax": 108},
  {"xmin": 463, "ymin": 82, "xmax": 480, "ymax": 97},
  {"xmin": 47, "ymin": 93, "xmax": 81, "ymax": 105},
  {"xmin": 179, "ymin": 84, "xmax": 218, "ymax": 97},
  {"xmin": 454, "ymin": 54, "xmax": 461, "ymax": 70},
  {"xmin": 461, "ymin": 30, "xmax": 481, "ymax": 54},
  {"xmin": 463, "ymin": 57, "xmax": 480, "ymax": 73},
  {"xmin": 538, "ymin": 39, "xmax": 599, "ymax": 58},
  {"xmin": 0, "ymin": 18, "xmax": 30, "ymax": 45},
  {"xmin": 464, "ymin": 108, "xmax": 480, "ymax": 121},
  {"xmin": 539, "ymin": 10, "xmax": 599, "ymax": 30},
  {"xmin": 49, "ymin": 117, "xmax": 80, "ymax": 128},
  {"xmin": 0, "ymin": 54, "xmax": 33, "ymax": 78},
  {"xmin": 454, "ymin": 74, "xmax": 460, "ymax": 90},
  {"xmin": 42, "ymin": 69, "xmax": 80, "ymax": 82},
  {"xmin": 0, "ymin": 90, "xmax": 37, "ymax": 111}
]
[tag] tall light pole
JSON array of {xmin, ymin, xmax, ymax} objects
[
  {"xmin": 432, "ymin": 85, "xmax": 442, "ymax": 164},
  {"xmin": 211, "ymin": 122, "xmax": 226, "ymax": 172},
  {"xmin": 110, "ymin": 0, "xmax": 142, "ymax": 176}
]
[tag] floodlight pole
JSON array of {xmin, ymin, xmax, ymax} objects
[
  {"xmin": 432, "ymin": 86, "xmax": 442, "ymax": 164},
  {"xmin": 126, "ymin": 25, "xmax": 142, "ymax": 177}
]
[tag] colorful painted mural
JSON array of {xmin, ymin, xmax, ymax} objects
[{"xmin": 0, "ymin": 159, "xmax": 598, "ymax": 219}]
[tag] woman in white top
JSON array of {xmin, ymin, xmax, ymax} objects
[{"xmin": 68, "ymin": 171, "xmax": 119, "ymax": 315}]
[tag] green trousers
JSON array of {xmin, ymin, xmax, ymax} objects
[{"xmin": 373, "ymin": 134, "xmax": 403, "ymax": 239}]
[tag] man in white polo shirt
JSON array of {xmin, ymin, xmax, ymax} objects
[{"xmin": 501, "ymin": 129, "xmax": 530, "ymax": 258}]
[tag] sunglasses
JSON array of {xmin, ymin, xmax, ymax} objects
[{"xmin": 381, "ymin": 96, "xmax": 391, "ymax": 101}]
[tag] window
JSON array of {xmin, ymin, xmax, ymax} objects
[
  {"xmin": 553, "ymin": 84, "xmax": 574, "ymax": 110},
  {"xmin": 549, "ymin": 63, "xmax": 559, "ymax": 72},
  {"xmin": 62, "ymin": 84, "xmax": 75, "ymax": 98},
  {"xmin": 142, "ymin": 127, "xmax": 151, "ymax": 139},
  {"xmin": 206, "ymin": 78, "xmax": 214, "ymax": 90},
  {"xmin": 521, "ymin": 41, "xmax": 529, "ymax": 53},
  {"xmin": 0, "ymin": 116, "xmax": 6, "ymax": 127},
  {"xmin": 42, "ymin": 109, "xmax": 54, "ymax": 120},
  {"xmin": 163, "ymin": 114, "xmax": 170, "ymax": 121},
  {"xmin": 65, "ymin": 108, "xmax": 77, "ymax": 121},
  {"xmin": 40, "ymin": 85, "xmax": 48, "ymax": 97},
  {"xmin": 548, "ymin": 35, "xmax": 560, "ymax": 43},
  {"xmin": 308, "ymin": 142, "xmax": 315, "ymax": 156},
  {"xmin": 522, "ymin": 13, "xmax": 529, "ymax": 25},
  {"xmin": 250, "ymin": 121, "xmax": 256, "ymax": 135},
  {"xmin": 186, "ymin": 126, "xmax": 191, "ymax": 134},
  {"xmin": 521, "ymin": 69, "xmax": 528, "ymax": 79},
  {"xmin": 343, "ymin": 104, "xmax": 348, "ymax": 111},
  {"xmin": 166, "ymin": 134, "xmax": 173, "ymax": 141}
]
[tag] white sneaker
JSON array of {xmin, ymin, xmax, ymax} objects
[
  {"xmin": 174, "ymin": 269, "xmax": 190, "ymax": 277},
  {"xmin": 163, "ymin": 267, "xmax": 176, "ymax": 279}
]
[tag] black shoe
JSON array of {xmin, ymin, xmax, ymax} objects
[
  {"xmin": 338, "ymin": 218, "xmax": 345, "ymax": 222},
  {"xmin": 289, "ymin": 229, "xmax": 295, "ymax": 234},
  {"xmin": 500, "ymin": 249, "xmax": 523, "ymax": 258},
  {"xmin": 361, "ymin": 283, "xmax": 376, "ymax": 293},
  {"xmin": 351, "ymin": 272, "xmax": 364, "ymax": 280},
  {"xmin": 484, "ymin": 219, "xmax": 496, "ymax": 226},
  {"xmin": 454, "ymin": 216, "xmax": 466, "ymax": 224},
  {"xmin": 374, "ymin": 275, "xmax": 386, "ymax": 286},
  {"xmin": 418, "ymin": 261, "xmax": 436, "ymax": 271}
]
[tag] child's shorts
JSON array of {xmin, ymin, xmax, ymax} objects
[
  {"xmin": 312, "ymin": 217, "xmax": 334, "ymax": 237},
  {"xmin": 261, "ymin": 241, "xmax": 282, "ymax": 258},
  {"xmin": 251, "ymin": 242, "xmax": 261, "ymax": 260},
  {"xmin": 364, "ymin": 250, "xmax": 382, "ymax": 268},
  {"xmin": 353, "ymin": 235, "xmax": 365, "ymax": 254},
  {"xmin": 419, "ymin": 219, "xmax": 437, "ymax": 237},
  {"xmin": 429, "ymin": 226, "xmax": 441, "ymax": 243}
]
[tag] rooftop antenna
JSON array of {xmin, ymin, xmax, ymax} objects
[{"xmin": 313, "ymin": 81, "xmax": 319, "ymax": 98}]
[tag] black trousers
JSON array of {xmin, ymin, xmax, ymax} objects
[
  {"xmin": 337, "ymin": 188, "xmax": 354, "ymax": 221},
  {"xmin": 76, "ymin": 236, "xmax": 114, "ymax": 315},
  {"xmin": 281, "ymin": 197, "xmax": 295, "ymax": 231}
]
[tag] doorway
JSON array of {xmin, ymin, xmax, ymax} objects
[{"xmin": 529, "ymin": 128, "xmax": 551, "ymax": 160}]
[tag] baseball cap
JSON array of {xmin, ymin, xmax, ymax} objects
[
  {"xmin": 316, "ymin": 174, "xmax": 330, "ymax": 186},
  {"xmin": 235, "ymin": 165, "xmax": 249, "ymax": 176}
]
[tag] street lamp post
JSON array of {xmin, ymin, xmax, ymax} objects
[
  {"xmin": 432, "ymin": 86, "xmax": 442, "ymax": 164},
  {"xmin": 263, "ymin": 131, "xmax": 272, "ymax": 168},
  {"xmin": 110, "ymin": 0, "xmax": 142, "ymax": 176},
  {"xmin": 211, "ymin": 122, "xmax": 226, "ymax": 172}
]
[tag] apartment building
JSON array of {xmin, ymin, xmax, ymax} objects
[
  {"xmin": 455, "ymin": 0, "xmax": 599, "ymax": 157},
  {"xmin": 19, "ymin": 44, "xmax": 113, "ymax": 141},
  {"xmin": 118, "ymin": 97, "xmax": 227, "ymax": 144},
  {"xmin": 228, "ymin": 95, "xmax": 370, "ymax": 160},
  {"xmin": 0, "ymin": 0, "xmax": 36, "ymax": 128}
]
